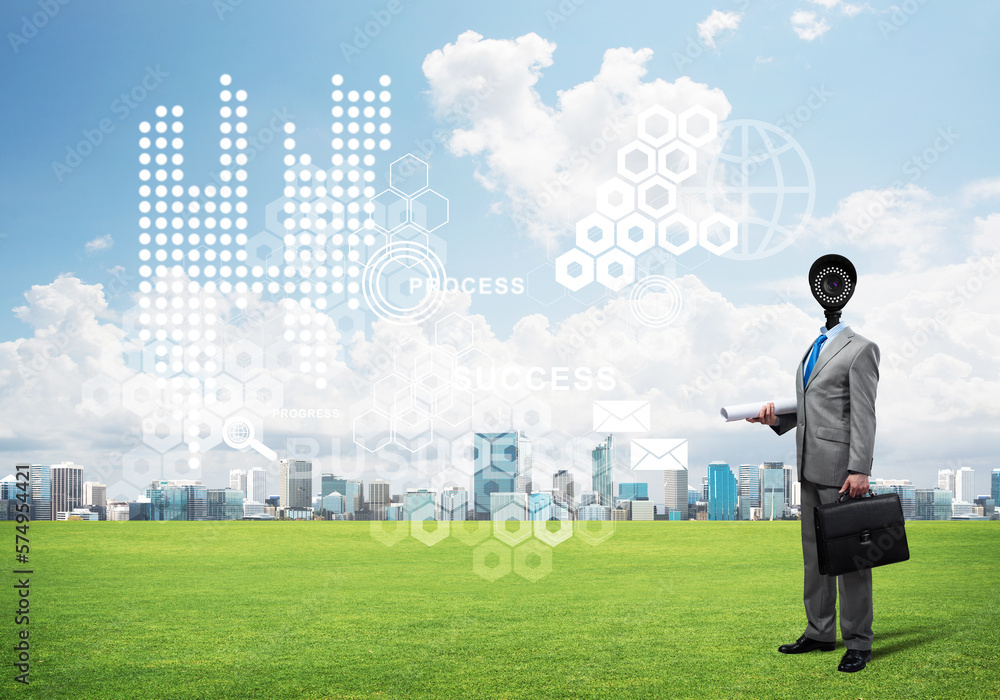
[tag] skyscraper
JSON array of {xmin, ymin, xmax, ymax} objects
[
  {"xmin": 473, "ymin": 433, "xmax": 519, "ymax": 520},
  {"xmin": 738, "ymin": 465, "xmax": 760, "ymax": 521},
  {"xmin": 83, "ymin": 482, "xmax": 107, "ymax": 507},
  {"xmin": 323, "ymin": 476, "xmax": 363, "ymax": 514},
  {"xmin": 955, "ymin": 467, "xmax": 975, "ymax": 503},
  {"xmin": 516, "ymin": 433, "xmax": 533, "ymax": 493},
  {"xmin": 279, "ymin": 459, "xmax": 312, "ymax": 510},
  {"xmin": 708, "ymin": 462, "xmax": 738, "ymax": 521},
  {"xmin": 369, "ymin": 479, "xmax": 390, "ymax": 520},
  {"xmin": 229, "ymin": 469, "xmax": 247, "ymax": 495},
  {"xmin": 320, "ymin": 473, "xmax": 336, "ymax": 498},
  {"xmin": 29, "ymin": 465, "xmax": 51, "ymax": 520},
  {"xmin": 874, "ymin": 479, "xmax": 915, "ymax": 520},
  {"xmin": 619, "ymin": 483, "xmax": 648, "ymax": 501},
  {"xmin": 440, "ymin": 487, "xmax": 468, "ymax": 520},
  {"xmin": 761, "ymin": 462, "xmax": 785, "ymax": 520},
  {"xmin": 51, "ymin": 462, "xmax": 83, "ymax": 518},
  {"xmin": 247, "ymin": 467, "xmax": 266, "ymax": 504},
  {"xmin": 663, "ymin": 466, "xmax": 689, "ymax": 517},
  {"xmin": 592, "ymin": 435, "xmax": 613, "ymax": 507},
  {"xmin": 553, "ymin": 469, "xmax": 575, "ymax": 506},
  {"xmin": 938, "ymin": 468, "xmax": 956, "ymax": 496},
  {"xmin": 992, "ymin": 469, "xmax": 999, "ymax": 505}
]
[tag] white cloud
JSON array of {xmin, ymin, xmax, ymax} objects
[
  {"xmin": 84, "ymin": 233, "xmax": 114, "ymax": 253},
  {"xmin": 422, "ymin": 31, "xmax": 731, "ymax": 248},
  {"xmin": 961, "ymin": 176, "xmax": 1000, "ymax": 205},
  {"xmin": 791, "ymin": 10, "xmax": 831, "ymax": 40},
  {"xmin": 697, "ymin": 10, "xmax": 743, "ymax": 49}
]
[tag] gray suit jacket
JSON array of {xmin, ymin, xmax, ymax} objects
[{"xmin": 772, "ymin": 326, "xmax": 880, "ymax": 487}]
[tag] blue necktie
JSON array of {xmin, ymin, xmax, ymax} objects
[{"xmin": 802, "ymin": 333, "xmax": 828, "ymax": 387}]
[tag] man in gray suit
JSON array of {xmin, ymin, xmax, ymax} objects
[{"xmin": 748, "ymin": 257, "xmax": 880, "ymax": 673}]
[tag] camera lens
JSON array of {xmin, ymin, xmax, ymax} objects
[{"xmin": 822, "ymin": 272, "xmax": 845, "ymax": 297}]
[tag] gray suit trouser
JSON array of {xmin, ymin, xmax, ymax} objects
[{"xmin": 799, "ymin": 479, "xmax": 874, "ymax": 651}]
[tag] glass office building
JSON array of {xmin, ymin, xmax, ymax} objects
[
  {"xmin": 279, "ymin": 459, "xmax": 313, "ymax": 510},
  {"xmin": 592, "ymin": 435, "xmax": 613, "ymax": 507},
  {"xmin": 738, "ymin": 464, "xmax": 760, "ymax": 521},
  {"xmin": 207, "ymin": 488, "xmax": 244, "ymax": 520},
  {"xmin": 761, "ymin": 463, "xmax": 786, "ymax": 520},
  {"xmin": 474, "ymin": 433, "xmax": 519, "ymax": 520},
  {"xmin": 708, "ymin": 462, "xmax": 738, "ymax": 521},
  {"xmin": 619, "ymin": 483, "xmax": 648, "ymax": 501},
  {"xmin": 29, "ymin": 465, "xmax": 52, "ymax": 521},
  {"xmin": 439, "ymin": 487, "xmax": 468, "ymax": 520}
]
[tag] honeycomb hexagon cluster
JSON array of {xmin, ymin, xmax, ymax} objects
[{"xmin": 555, "ymin": 105, "xmax": 738, "ymax": 292}]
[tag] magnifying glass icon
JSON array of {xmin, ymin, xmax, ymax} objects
[{"xmin": 222, "ymin": 415, "xmax": 277, "ymax": 461}]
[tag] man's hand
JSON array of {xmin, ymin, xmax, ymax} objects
[
  {"xmin": 746, "ymin": 402, "xmax": 778, "ymax": 426},
  {"xmin": 839, "ymin": 473, "xmax": 870, "ymax": 498}
]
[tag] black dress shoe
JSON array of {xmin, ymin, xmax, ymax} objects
[
  {"xmin": 778, "ymin": 635, "xmax": 836, "ymax": 654},
  {"xmin": 838, "ymin": 649, "xmax": 872, "ymax": 673}
]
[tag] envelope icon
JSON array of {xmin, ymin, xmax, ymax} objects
[
  {"xmin": 593, "ymin": 400, "xmax": 651, "ymax": 433},
  {"xmin": 630, "ymin": 439, "xmax": 688, "ymax": 471}
]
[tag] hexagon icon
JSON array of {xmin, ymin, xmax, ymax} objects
[
  {"xmin": 122, "ymin": 374, "xmax": 162, "ymax": 418},
  {"xmin": 575, "ymin": 212, "xmax": 615, "ymax": 256},
  {"xmin": 595, "ymin": 177, "xmax": 636, "ymax": 221},
  {"xmin": 526, "ymin": 261, "xmax": 566, "ymax": 307},
  {"xmin": 657, "ymin": 142, "xmax": 698, "ymax": 183},
  {"xmin": 244, "ymin": 373, "xmax": 284, "ymax": 416},
  {"xmin": 141, "ymin": 412, "xmax": 183, "ymax": 453},
  {"xmin": 183, "ymin": 411, "xmax": 224, "ymax": 452},
  {"xmin": 576, "ymin": 518, "xmax": 616, "ymax": 546},
  {"xmin": 492, "ymin": 502, "xmax": 533, "ymax": 547},
  {"xmin": 389, "ymin": 154, "xmax": 429, "ymax": 196},
  {"xmin": 472, "ymin": 540, "xmax": 511, "ymax": 581},
  {"xmin": 678, "ymin": 105, "xmax": 719, "ymax": 147},
  {"xmin": 699, "ymin": 213, "xmax": 739, "ymax": 255},
  {"xmin": 615, "ymin": 212, "xmax": 657, "ymax": 257},
  {"xmin": 451, "ymin": 520, "xmax": 492, "ymax": 547},
  {"xmin": 555, "ymin": 249, "xmax": 595, "ymax": 292},
  {"xmin": 224, "ymin": 339, "xmax": 264, "ymax": 380},
  {"xmin": 512, "ymin": 396, "xmax": 552, "ymax": 435},
  {"xmin": 393, "ymin": 407, "xmax": 434, "ymax": 452},
  {"xmin": 638, "ymin": 105, "xmax": 678, "ymax": 147},
  {"xmin": 533, "ymin": 517, "xmax": 574, "ymax": 547},
  {"xmin": 472, "ymin": 396, "xmax": 511, "ymax": 433},
  {"xmin": 409, "ymin": 189, "xmax": 449, "ymax": 232},
  {"xmin": 354, "ymin": 407, "xmax": 392, "ymax": 452},
  {"xmin": 616, "ymin": 140, "xmax": 657, "ymax": 184},
  {"xmin": 369, "ymin": 189, "xmax": 408, "ymax": 232},
  {"xmin": 658, "ymin": 213, "xmax": 699, "ymax": 255},
  {"xmin": 373, "ymin": 374, "xmax": 411, "ymax": 415},
  {"xmin": 595, "ymin": 249, "xmax": 636, "ymax": 292},
  {"xmin": 81, "ymin": 373, "xmax": 122, "ymax": 417},
  {"xmin": 389, "ymin": 224, "xmax": 429, "ymax": 254},
  {"xmin": 410, "ymin": 506, "xmax": 450, "ymax": 547},
  {"xmin": 203, "ymin": 373, "xmax": 243, "ymax": 417},
  {"xmin": 393, "ymin": 338, "xmax": 433, "ymax": 381},
  {"xmin": 434, "ymin": 312, "xmax": 474, "ymax": 355},
  {"xmin": 636, "ymin": 177, "xmax": 677, "ymax": 219},
  {"xmin": 435, "ymin": 388, "xmax": 474, "ymax": 429},
  {"xmin": 122, "ymin": 444, "xmax": 162, "ymax": 485},
  {"xmin": 512, "ymin": 540, "xmax": 553, "ymax": 582},
  {"xmin": 370, "ymin": 518, "xmax": 408, "ymax": 547}
]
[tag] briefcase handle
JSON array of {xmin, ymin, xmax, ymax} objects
[{"xmin": 835, "ymin": 488, "xmax": 878, "ymax": 504}]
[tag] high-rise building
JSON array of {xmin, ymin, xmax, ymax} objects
[
  {"xmin": 207, "ymin": 488, "xmax": 244, "ymax": 520},
  {"xmin": 619, "ymin": 483, "xmax": 648, "ymax": 501},
  {"xmin": 247, "ymin": 467, "xmax": 266, "ymax": 504},
  {"xmin": 955, "ymin": 467, "xmax": 975, "ymax": 503},
  {"xmin": 403, "ymin": 488, "xmax": 437, "ymax": 520},
  {"xmin": 938, "ymin": 468, "xmax": 956, "ymax": 496},
  {"xmin": 320, "ymin": 473, "xmax": 336, "ymax": 498},
  {"xmin": 579, "ymin": 490, "xmax": 600, "ymax": 507},
  {"xmin": 701, "ymin": 475, "xmax": 710, "ymax": 502},
  {"xmin": 738, "ymin": 465, "xmax": 760, "ymax": 521},
  {"xmin": 229, "ymin": 469, "xmax": 247, "ymax": 495},
  {"xmin": 708, "ymin": 462, "xmax": 738, "ymax": 521},
  {"xmin": 474, "ymin": 433, "xmax": 519, "ymax": 520},
  {"xmin": 146, "ymin": 485, "xmax": 188, "ymax": 520},
  {"xmin": 83, "ymin": 482, "xmax": 107, "ymax": 507},
  {"xmin": 761, "ymin": 462, "xmax": 785, "ymax": 520},
  {"xmin": 992, "ymin": 469, "xmax": 999, "ymax": 505},
  {"xmin": 279, "ymin": 459, "xmax": 312, "ymax": 510},
  {"xmin": 874, "ymin": 479, "xmax": 916, "ymax": 520},
  {"xmin": 592, "ymin": 435, "xmax": 613, "ymax": 508},
  {"xmin": 516, "ymin": 433, "xmax": 533, "ymax": 493},
  {"xmin": 51, "ymin": 462, "xmax": 84, "ymax": 517},
  {"xmin": 439, "ymin": 487, "xmax": 468, "ymax": 520},
  {"xmin": 578, "ymin": 504, "xmax": 611, "ymax": 520},
  {"xmin": 783, "ymin": 466, "xmax": 794, "ymax": 510},
  {"xmin": 323, "ymin": 477, "xmax": 363, "ymax": 514},
  {"xmin": 181, "ymin": 482, "xmax": 208, "ymax": 520},
  {"xmin": 369, "ymin": 479, "xmax": 390, "ymax": 520},
  {"xmin": 491, "ymin": 492, "xmax": 529, "ymax": 520},
  {"xmin": 663, "ymin": 466, "xmax": 689, "ymax": 517},
  {"xmin": 322, "ymin": 491, "xmax": 346, "ymax": 516},
  {"xmin": 631, "ymin": 500, "xmax": 655, "ymax": 521},
  {"xmin": 553, "ymin": 469, "xmax": 575, "ymax": 506}
]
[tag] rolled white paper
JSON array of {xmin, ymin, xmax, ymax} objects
[{"xmin": 720, "ymin": 397, "xmax": 797, "ymax": 422}]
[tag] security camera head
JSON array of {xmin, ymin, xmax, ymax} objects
[{"xmin": 808, "ymin": 254, "xmax": 857, "ymax": 329}]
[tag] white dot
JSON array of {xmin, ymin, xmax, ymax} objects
[
  {"xmin": 379, "ymin": 75, "xmax": 391, "ymax": 87},
  {"xmin": 220, "ymin": 74, "xmax": 232, "ymax": 86},
  {"xmin": 171, "ymin": 105, "xmax": 183, "ymax": 117},
  {"xmin": 332, "ymin": 74, "xmax": 344, "ymax": 86}
]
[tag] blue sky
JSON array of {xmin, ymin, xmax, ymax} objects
[{"xmin": 2, "ymin": 0, "xmax": 998, "ymax": 498}]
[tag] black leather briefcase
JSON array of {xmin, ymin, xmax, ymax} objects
[{"xmin": 814, "ymin": 490, "xmax": 910, "ymax": 576}]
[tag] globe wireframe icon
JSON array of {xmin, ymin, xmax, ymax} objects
[
  {"xmin": 705, "ymin": 119, "xmax": 816, "ymax": 260},
  {"xmin": 227, "ymin": 421, "xmax": 250, "ymax": 445}
]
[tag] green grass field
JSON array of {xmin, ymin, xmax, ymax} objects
[{"xmin": 3, "ymin": 520, "xmax": 998, "ymax": 699}]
